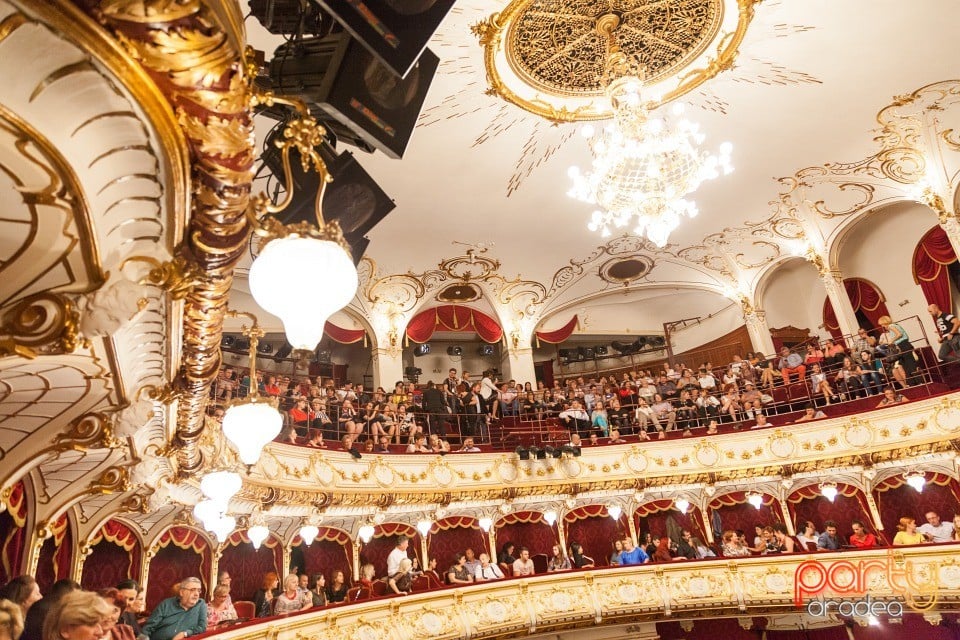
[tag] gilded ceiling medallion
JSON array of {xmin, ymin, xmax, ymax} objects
[{"xmin": 476, "ymin": 0, "xmax": 755, "ymax": 122}]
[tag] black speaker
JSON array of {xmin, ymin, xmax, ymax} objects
[
  {"xmin": 270, "ymin": 33, "xmax": 439, "ymax": 158},
  {"xmin": 446, "ymin": 346, "xmax": 463, "ymax": 356},
  {"xmin": 478, "ymin": 344, "xmax": 495, "ymax": 356},
  {"xmin": 595, "ymin": 345, "xmax": 608, "ymax": 356},
  {"xmin": 404, "ymin": 366, "xmax": 422, "ymax": 377},
  {"xmin": 313, "ymin": 0, "xmax": 455, "ymax": 77},
  {"xmin": 249, "ymin": 0, "xmax": 336, "ymax": 37},
  {"xmin": 413, "ymin": 343, "xmax": 431, "ymax": 356}
]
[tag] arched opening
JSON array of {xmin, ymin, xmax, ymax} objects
[
  {"xmin": 785, "ymin": 483, "xmax": 882, "ymax": 546},
  {"xmin": 912, "ymin": 225, "xmax": 960, "ymax": 312},
  {"xmin": 633, "ymin": 500, "xmax": 707, "ymax": 552},
  {"xmin": 147, "ymin": 527, "xmax": 211, "ymax": 608},
  {"xmin": 821, "ymin": 277, "xmax": 891, "ymax": 337},
  {"xmin": 358, "ymin": 523, "xmax": 420, "ymax": 579},
  {"xmin": 218, "ymin": 530, "xmax": 284, "ymax": 602},
  {"xmin": 81, "ymin": 519, "xmax": 142, "ymax": 590},
  {"xmin": 564, "ymin": 505, "xmax": 624, "ymax": 567},
  {"xmin": 292, "ymin": 527, "xmax": 353, "ymax": 593},
  {"xmin": 707, "ymin": 492, "xmax": 783, "ymax": 543},
  {"xmin": 427, "ymin": 517, "xmax": 486, "ymax": 572},
  {"xmin": 0, "ymin": 481, "xmax": 28, "ymax": 583}
]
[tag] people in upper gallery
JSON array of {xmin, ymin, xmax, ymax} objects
[
  {"xmin": 930, "ymin": 303, "xmax": 960, "ymax": 362},
  {"xmin": 858, "ymin": 350, "xmax": 885, "ymax": 395},
  {"xmin": 878, "ymin": 315, "xmax": 918, "ymax": 385},
  {"xmin": 21, "ymin": 580, "xmax": 78, "ymax": 640},
  {"xmin": 307, "ymin": 574, "xmax": 326, "ymax": 608},
  {"xmin": 474, "ymin": 554, "xmax": 504, "ymax": 581},
  {"xmin": 387, "ymin": 559, "xmax": 414, "ymax": 595},
  {"xmin": 816, "ymin": 520, "xmax": 842, "ymax": 551},
  {"xmin": 458, "ymin": 437, "xmax": 480, "ymax": 452},
  {"xmin": 919, "ymin": 510, "xmax": 955, "ymax": 542},
  {"xmin": 777, "ymin": 346, "xmax": 806, "ymax": 385},
  {"xmin": 141, "ymin": 577, "xmax": 207, "ymax": 640},
  {"xmin": 205, "ymin": 585, "xmax": 236, "ymax": 627},
  {"xmin": 893, "ymin": 517, "xmax": 925, "ymax": 546},
  {"xmin": 793, "ymin": 404, "xmax": 827, "ymax": 424},
  {"xmin": 512, "ymin": 548, "xmax": 536, "ymax": 577},
  {"xmin": 271, "ymin": 575, "xmax": 311, "ymax": 615},
  {"xmin": 720, "ymin": 530, "xmax": 751, "ymax": 557},
  {"xmin": 876, "ymin": 386, "xmax": 907, "ymax": 407},
  {"xmin": 387, "ymin": 535, "xmax": 410, "ymax": 578},
  {"xmin": 796, "ymin": 521, "xmax": 819, "ymax": 550},
  {"xmin": 568, "ymin": 542, "xmax": 594, "ymax": 569},
  {"xmin": 0, "ymin": 598, "xmax": 22, "ymax": 640},
  {"xmin": 849, "ymin": 520, "xmax": 877, "ymax": 549},
  {"xmin": 0, "ymin": 578, "xmax": 40, "ymax": 622},
  {"xmin": 324, "ymin": 571, "xmax": 348, "ymax": 604},
  {"xmin": 547, "ymin": 545, "xmax": 571, "ymax": 572},
  {"xmin": 252, "ymin": 572, "xmax": 279, "ymax": 618},
  {"xmin": 618, "ymin": 537, "xmax": 649, "ymax": 565},
  {"xmin": 558, "ymin": 400, "xmax": 590, "ymax": 434}
]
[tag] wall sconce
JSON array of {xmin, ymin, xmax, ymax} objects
[
  {"xmin": 543, "ymin": 510, "xmax": 558, "ymax": 527},
  {"xmin": 819, "ymin": 482, "xmax": 839, "ymax": 502},
  {"xmin": 607, "ymin": 505, "xmax": 623, "ymax": 520},
  {"xmin": 674, "ymin": 498, "xmax": 690, "ymax": 514},
  {"xmin": 904, "ymin": 471, "xmax": 926, "ymax": 493},
  {"xmin": 746, "ymin": 492, "xmax": 764, "ymax": 509}
]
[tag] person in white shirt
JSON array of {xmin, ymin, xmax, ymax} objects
[
  {"xmin": 386, "ymin": 535, "xmax": 410, "ymax": 577},
  {"xmin": 558, "ymin": 401, "xmax": 590, "ymax": 433},
  {"xmin": 919, "ymin": 511, "xmax": 954, "ymax": 542},
  {"xmin": 463, "ymin": 548, "xmax": 481, "ymax": 576},
  {"xmin": 698, "ymin": 371, "xmax": 717, "ymax": 391},
  {"xmin": 474, "ymin": 553, "xmax": 504, "ymax": 581},
  {"xmin": 512, "ymin": 548, "xmax": 535, "ymax": 577}
]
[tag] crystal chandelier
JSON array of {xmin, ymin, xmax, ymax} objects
[{"xmin": 567, "ymin": 15, "xmax": 732, "ymax": 247}]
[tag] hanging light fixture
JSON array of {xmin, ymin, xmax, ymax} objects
[
  {"xmin": 221, "ymin": 310, "xmax": 283, "ymax": 466},
  {"xmin": 193, "ymin": 499, "xmax": 224, "ymax": 529},
  {"xmin": 299, "ymin": 522, "xmax": 320, "ymax": 546},
  {"xmin": 607, "ymin": 505, "xmax": 623, "ymax": 521},
  {"xmin": 209, "ymin": 515, "xmax": 236, "ymax": 544},
  {"xmin": 358, "ymin": 524, "xmax": 376, "ymax": 543},
  {"xmin": 247, "ymin": 115, "xmax": 358, "ymax": 352},
  {"xmin": 567, "ymin": 14, "xmax": 732, "ymax": 247},
  {"xmin": 746, "ymin": 492, "xmax": 764, "ymax": 509},
  {"xmin": 675, "ymin": 498, "xmax": 690, "ymax": 514},
  {"xmin": 905, "ymin": 471, "xmax": 926, "ymax": 493},
  {"xmin": 247, "ymin": 512, "xmax": 270, "ymax": 550},
  {"xmin": 416, "ymin": 520, "xmax": 433, "ymax": 537},
  {"xmin": 819, "ymin": 482, "xmax": 839, "ymax": 503},
  {"xmin": 478, "ymin": 517, "xmax": 493, "ymax": 532},
  {"xmin": 199, "ymin": 471, "xmax": 242, "ymax": 507},
  {"xmin": 543, "ymin": 510, "xmax": 558, "ymax": 527}
]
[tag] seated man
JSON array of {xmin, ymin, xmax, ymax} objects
[
  {"xmin": 512, "ymin": 547, "xmax": 536, "ymax": 577},
  {"xmin": 739, "ymin": 382, "xmax": 764, "ymax": 419},
  {"xmin": 608, "ymin": 429, "xmax": 627, "ymax": 444},
  {"xmin": 634, "ymin": 398, "xmax": 662, "ymax": 437},
  {"xmin": 558, "ymin": 401, "xmax": 590, "ymax": 434},
  {"xmin": 778, "ymin": 346, "xmax": 806, "ymax": 385},
  {"xmin": 141, "ymin": 577, "xmax": 207, "ymax": 640},
  {"xmin": 463, "ymin": 548, "xmax": 481, "ymax": 577},
  {"xmin": 919, "ymin": 511, "xmax": 954, "ymax": 543},
  {"xmin": 474, "ymin": 553, "xmax": 504, "ymax": 581},
  {"xmin": 651, "ymin": 395, "xmax": 676, "ymax": 437},
  {"xmin": 816, "ymin": 520, "xmax": 841, "ymax": 551},
  {"xmin": 618, "ymin": 537, "xmax": 649, "ymax": 565},
  {"xmin": 750, "ymin": 413, "xmax": 772, "ymax": 430}
]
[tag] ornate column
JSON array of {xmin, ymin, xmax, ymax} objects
[
  {"xmin": 419, "ymin": 534, "xmax": 430, "ymax": 571},
  {"xmin": 73, "ymin": 542, "xmax": 93, "ymax": 584},
  {"xmin": 502, "ymin": 324, "xmax": 536, "ymax": 384},
  {"xmin": 738, "ymin": 295, "xmax": 775, "ymax": 356},
  {"xmin": 486, "ymin": 527, "xmax": 497, "ymax": 560},
  {"xmin": 806, "ymin": 248, "xmax": 860, "ymax": 337},
  {"xmin": 625, "ymin": 508, "xmax": 638, "ymax": 545},
  {"xmin": 351, "ymin": 540, "xmax": 361, "ymax": 582},
  {"xmin": 371, "ymin": 347, "xmax": 404, "ymax": 390},
  {"xmin": 210, "ymin": 544, "xmax": 222, "ymax": 592}
]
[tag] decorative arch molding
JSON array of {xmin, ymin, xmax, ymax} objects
[{"xmin": 753, "ymin": 255, "xmax": 817, "ymax": 315}]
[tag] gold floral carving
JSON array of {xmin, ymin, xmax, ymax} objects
[
  {"xmin": 53, "ymin": 413, "xmax": 122, "ymax": 452},
  {"xmin": 0, "ymin": 293, "xmax": 87, "ymax": 358},
  {"xmin": 83, "ymin": 0, "xmax": 255, "ymax": 474}
]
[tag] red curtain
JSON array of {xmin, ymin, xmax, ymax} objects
[
  {"xmin": 324, "ymin": 321, "xmax": 365, "ymax": 344},
  {"xmin": 36, "ymin": 514, "xmax": 71, "ymax": 592},
  {"xmin": 0, "ymin": 481, "xmax": 27, "ymax": 583},
  {"xmin": 786, "ymin": 484, "xmax": 878, "ymax": 543},
  {"xmin": 656, "ymin": 619, "xmax": 763, "ymax": 640},
  {"xmin": 296, "ymin": 530, "xmax": 352, "ymax": 586},
  {"xmin": 147, "ymin": 527, "xmax": 211, "ymax": 608},
  {"xmin": 495, "ymin": 512, "xmax": 556, "ymax": 557},
  {"xmin": 913, "ymin": 225, "xmax": 956, "ymax": 311},
  {"xmin": 873, "ymin": 472, "xmax": 960, "ymax": 537},
  {"xmin": 709, "ymin": 492, "xmax": 782, "ymax": 537},
  {"xmin": 405, "ymin": 305, "xmax": 503, "ymax": 343},
  {"xmin": 427, "ymin": 518, "xmax": 487, "ymax": 570},
  {"xmin": 82, "ymin": 520, "xmax": 141, "ymax": 590},
  {"xmin": 535, "ymin": 315, "xmax": 578, "ymax": 346},
  {"xmin": 218, "ymin": 530, "xmax": 283, "ymax": 601},
  {"xmin": 823, "ymin": 278, "xmax": 890, "ymax": 337},
  {"xmin": 634, "ymin": 500, "xmax": 706, "ymax": 544},
  {"xmin": 564, "ymin": 506, "xmax": 624, "ymax": 566}
]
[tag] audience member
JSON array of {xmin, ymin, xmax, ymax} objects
[
  {"xmin": 308, "ymin": 574, "xmax": 327, "ymax": 608},
  {"xmin": 42, "ymin": 591, "xmax": 111, "ymax": 640},
  {"xmin": 816, "ymin": 521, "xmax": 841, "ymax": 551},
  {"xmin": 474, "ymin": 554, "xmax": 504, "ymax": 581},
  {"xmin": 388, "ymin": 559, "xmax": 414, "ymax": 595},
  {"xmin": 272, "ymin": 575, "xmax": 311, "ymax": 615},
  {"xmin": 778, "ymin": 346, "xmax": 806, "ymax": 385},
  {"xmin": 446, "ymin": 553, "xmax": 474, "ymax": 585},
  {"xmin": 919, "ymin": 511, "xmax": 954, "ymax": 542},
  {"xmin": 547, "ymin": 545, "xmax": 571, "ymax": 571},
  {"xmin": 568, "ymin": 542, "xmax": 594, "ymax": 568},
  {"xmin": 619, "ymin": 537, "xmax": 648, "ymax": 565},
  {"xmin": 0, "ymin": 599, "xmax": 22, "ymax": 640},
  {"xmin": 930, "ymin": 304, "xmax": 960, "ymax": 362},
  {"xmin": 876, "ymin": 387, "xmax": 907, "ymax": 407},
  {"xmin": 0, "ymin": 578, "xmax": 40, "ymax": 621},
  {"xmin": 387, "ymin": 536, "xmax": 410, "ymax": 577},
  {"xmin": 141, "ymin": 577, "xmax": 207, "ymax": 640},
  {"xmin": 720, "ymin": 531, "xmax": 750, "ymax": 557},
  {"xmin": 796, "ymin": 521, "xmax": 818, "ymax": 550},
  {"xmin": 252, "ymin": 573, "xmax": 278, "ymax": 618},
  {"xmin": 771, "ymin": 523, "xmax": 795, "ymax": 552},
  {"xmin": 206, "ymin": 586, "xmax": 237, "ymax": 626},
  {"xmin": 325, "ymin": 571, "xmax": 348, "ymax": 604},
  {"xmin": 115, "ymin": 581, "xmax": 141, "ymax": 636},
  {"xmin": 22, "ymin": 581, "xmax": 78, "ymax": 640},
  {"xmin": 512, "ymin": 548, "xmax": 536, "ymax": 577},
  {"xmin": 893, "ymin": 517, "xmax": 924, "ymax": 546},
  {"xmin": 849, "ymin": 521, "xmax": 876, "ymax": 549}
]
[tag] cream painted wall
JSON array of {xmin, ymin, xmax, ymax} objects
[
  {"xmin": 836, "ymin": 201, "xmax": 940, "ymax": 344},
  {"xmin": 761, "ymin": 258, "xmax": 825, "ymax": 340},
  {"xmin": 668, "ymin": 302, "xmax": 745, "ymax": 353}
]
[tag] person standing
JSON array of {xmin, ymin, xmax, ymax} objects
[
  {"xmin": 929, "ymin": 304, "xmax": 960, "ymax": 362},
  {"xmin": 386, "ymin": 535, "xmax": 410, "ymax": 578}
]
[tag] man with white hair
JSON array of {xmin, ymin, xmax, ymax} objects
[{"xmin": 140, "ymin": 577, "xmax": 206, "ymax": 640}]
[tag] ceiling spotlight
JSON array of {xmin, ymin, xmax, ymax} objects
[
  {"xmin": 446, "ymin": 345, "xmax": 463, "ymax": 356},
  {"xmin": 675, "ymin": 498, "xmax": 690, "ymax": 514},
  {"xmin": 595, "ymin": 345, "xmax": 608, "ymax": 356},
  {"xmin": 819, "ymin": 482, "xmax": 838, "ymax": 503},
  {"xmin": 746, "ymin": 492, "xmax": 764, "ymax": 509},
  {"xmin": 607, "ymin": 505, "xmax": 622, "ymax": 521},
  {"xmin": 478, "ymin": 344, "xmax": 495, "ymax": 356},
  {"xmin": 413, "ymin": 343, "xmax": 431, "ymax": 356},
  {"xmin": 905, "ymin": 471, "xmax": 926, "ymax": 493}
]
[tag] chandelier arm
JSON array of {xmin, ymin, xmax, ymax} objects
[{"xmin": 224, "ymin": 309, "xmax": 265, "ymax": 400}]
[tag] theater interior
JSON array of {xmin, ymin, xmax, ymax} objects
[{"xmin": 2, "ymin": 0, "xmax": 960, "ymax": 639}]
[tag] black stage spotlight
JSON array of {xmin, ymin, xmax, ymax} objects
[
  {"xmin": 478, "ymin": 344, "xmax": 495, "ymax": 356},
  {"xmin": 257, "ymin": 342, "xmax": 274, "ymax": 355},
  {"xmin": 648, "ymin": 336, "xmax": 666, "ymax": 348},
  {"xmin": 544, "ymin": 446, "xmax": 561, "ymax": 459},
  {"xmin": 446, "ymin": 346, "xmax": 463, "ymax": 356},
  {"xmin": 235, "ymin": 338, "xmax": 250, "ymax": 352},
  {"xmin": 560, "ymin": 445, "xmax": 582, "ymax": 457},
  {"xmin": 274, "ymin": 341, "xmax": 293, "ymax": 362},
  {"xmin": 221, "ymin": 335, "xmax": 236, "ymax": 348},
  {"xmin": 315, "ymin": 349, "xmax": 332, "ymax": 364},
  {"xmin": 581, "ymin": 346, "xmax": 595, "ymax": 359},
  {"xmin": 595, "ymin": 345, "xmax": 608, "ymax": 356},
  {"xmin": 516, "ymin": 446, "xmax": 530, "ymax": 461},
  {"xmin": 530, "ymin": 446, "xmax": 547, "ymax": 460},
  {"xmin": 413, "ymin": 343, "xmax": 431, "ymax": 356},
  {"xmin": 404, "ymin": 366, "xmax": 422, "ymax": 377}
]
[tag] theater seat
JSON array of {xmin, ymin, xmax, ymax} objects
[
  {"xmin": 233, "ymin": 601, "xmax": 255, "ymax": 619},
  {"xmin": 532, "ymin": 553, "xmax": 549, "ymax": 574},
  {"xmin": 346, "ymin": 586, "xmax": 369, "ymax": 602},
  {"xmin": 411, "ymin": 575, "xmax": 431, "ymax": 592},
  {"xmin": 371, "ymin": 579, "xmax": 389, "ymax": 596}
]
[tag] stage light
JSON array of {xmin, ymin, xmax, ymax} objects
[
  {"xmin": 819, "ymin": 483, "xmax": 838, "ymax": 503},
  {"xmin": 607, "ymin": 505, "xmax": 622, "ymax": 521},
  {"xmin": 413, "ymin": 343, "xmax": 431, "ymax": 356},
  {"xmin": 447, "ymin": 345, "xmax": 463, "ymax": 356},
  {"xmin": 516, "ymin": 446, "xmax": 530, "ymax": 461}
]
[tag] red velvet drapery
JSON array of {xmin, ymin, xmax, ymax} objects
[
  {"xmin": 405, "ymin": 305, "xmax": 503, "ymax": 343},
  {"xmin": 535, "ymin": 315, "xmax": 578, "ymax": 345},
  {"xmin": 494, "ymin": 511, "xmax": 556, "ymax": 557},
  {"xmin": 913, "ymin": 225, "xmax": 956, "ymax": 311},
  {"xmin": 0, "ymin": 481, "xmax": 27, "ymax": 582},
  {"xmin": 634, "ymin": 500, "xmax": 706, "ymax": 544},
  {"xmin": 823, "ymin": 278, "xmax": 890, "ymax": 337},
  {"xmin": 873, "ymin": 472, "xmax": 960, "ymax": 536},
  {"xmin": 428, "ymin": 517, "xmax": 487, "ymax": 570},
  {"xmin": 324, "ymin": 321, "xmax": 365, "ymax": 344},
  {"xmin": 147, "ymin": 527, "xmax": 211, "ymax": 608},
  {"xmin": 36, "ymin": 514, "xmax": 71, "ymax": 592},
  {"xmin": 82, "ymin": 520, "xmax": 141, "ymax": 589},
  {"xmin": 564, "ymin": 506, "xmax": 624, "ymax": 566},
  {"xmin": 786, "ymin": 484, "xmax": 878, "ymax": 543},
  {"xmin": 295, "ymin": 527, "xmax": 352, "ymax": 587},
  {"xmin": 218, "ymin": 530, "xmax": 283, "ymax": 601}
]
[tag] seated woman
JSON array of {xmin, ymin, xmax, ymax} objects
[
  {"xmin": 877, "ymin": 387, "xmax": 907, "ymax": 407},
  {"xmin": 849, "ymin": 520, "xmax": 877, "ymax": 549},
  {"xmin": 338, "ymin": 400, "xmax": 359, "ymax": 437},
  {"xmin": 675, "ymin": 390, "xmax": 698, "ymax": 432},
  {"xmin": 358, "ymin": 563, "xmax": 376, "ymax": 590},
  {"xmin": 591, "ymin": 402, "xmax": 610, "ymax": 437},
  {"xmin": 568, "ymin": 542, "xmax": 594, "ymax": 569},
  {"xmin": 388, "ymin": 558, "xmax": 414, "ymax": 594},
  {"xmin": 308, "ymin": 574, "xmax": 327, "ymax": 608},
  {"xmin": 497, "ymin": 542, "xmax": 517, "ymax": 574},
  {"xmin": 771, "ymin": 523, "xmax": 796, "ymax": 553},
  {"xmin": 272, "ymin": 574, "xmax": 312, "ymax": 614},
  {"xmin": 793, "ymin": 404, "xmax": 826, "ymax": 423},
  {"xmin": 325, "ymin": 570, "xmax": 349, "ymax": 603},
  {"xmin": 892, "ymin": 517, "xmax": 924, "ymax": 545},
  {"xmin": 804, "ymin": 344, "xmax": 824, "ymax": 366},
  {"xmin": 547, "ymin": 544, "xmax": 571, "ymax": 571},
  {"xmin": 858, "ymin": 350, "xmax": 885, "ymax": 395},
  {"xmin": 207, "ymin": 584, "xmax": 238, "ymax": 626},
  {"xmin": 720, "ymin": 530, "xmax": 750, "ymax": 557},
  {"xmin": 253, "ymin": 572, "xmax": 279, "ymax": 617},
  {"xmin": 833, "ymin": 356, "xmax": 864, "ymax": 399},
  {"xmin": 823, "ymin": 338, "xmax": 847, "ymax": 367},
  {"xmin": 809, "ymin": 363, "xmax": 836, "ymax": 405},
  {"xmin": 446, "ymin": 553, "xmax": 474, "ymax": 585},
  {"xmin": 520, "ymin": 392, "xmax": 542, "ymax": 420},
  {"xmin": 796, "ymin": 521, "xmax": 819, "ymax": 550},
  {"xmin": 719, "ymin": 385, "xmax": 741, "ymax": 423},
  {"xmin": 288, "ymin": 398, "xmax": 310, "ymax": 433},
  {"xmin": 608, "ymin": 539, "xmax": 623, "ymax": 566}
]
